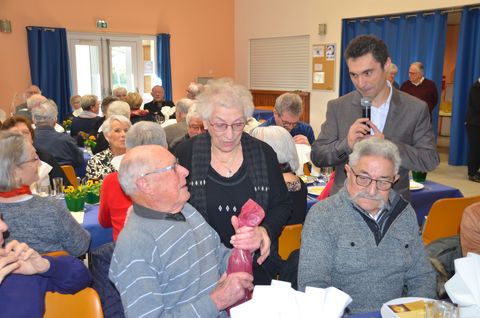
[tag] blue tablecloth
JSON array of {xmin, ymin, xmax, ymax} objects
[
  {"xmin": 307, "ymin": 180, "xmax": 463, "ymax": 226},
  {"xmin": 82, "ymin": 204, "xmax": 112, "ymax": 250},
  {"xmin": 253, "ymin": 109, "xmax": 273, "ymax": 121}
]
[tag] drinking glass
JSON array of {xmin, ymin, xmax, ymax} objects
[
  {"xmin": 36, "ymin": 184, "xmax": 50, "ymax": 198},
  {"xmin": 52, "ymin": 177, "xmax": 64, "ymax": 198},
  {"xmin": 425, "ymin": 300, "xmax": 459, "ymax": 318}
]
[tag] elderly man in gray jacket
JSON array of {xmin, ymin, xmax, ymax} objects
[{"xmin": 299, "ymin": 138, "xmax": 436, "ymax": 315}]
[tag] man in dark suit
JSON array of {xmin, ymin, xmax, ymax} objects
[
  {"xmin": 311, "ymin": 35, "xmax": 439, "ymax": 200},
  {"xmin": 143, "ymin": 85, "xmax": 175, "ymax": 119}
]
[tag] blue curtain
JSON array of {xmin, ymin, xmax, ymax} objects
[
  {"xmin": 156, "ymin": 33, "xmax": 173, "ymax": 101},
  {"xmin": 340, "ymin": 11, "xmax": 447, "ymax": 134},
  {"xmin": 26, "ymin": 26, "xmax": 72, "ymax": 122},
  {"xmin": 449, "ymin": 7, "xmax": 480, "ymax": 165}
]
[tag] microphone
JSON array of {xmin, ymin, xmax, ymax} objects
[{"xmin": 360, "ymin": 97, "xmax": 372, "ymax": 120}]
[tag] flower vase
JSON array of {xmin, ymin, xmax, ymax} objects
[
  {"xmin": 85, "ymin": 192, "xmax": 100, "ymax": 204},
  {"xmin": 65, "ymin": 196, "xmax": 85, "ymax": 212}
]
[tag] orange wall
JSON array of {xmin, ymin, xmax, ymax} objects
[
  {"xmin": 443, "ymin": 24, "xmax": 460, "ymax": 85},
  {"xmin": 0, "ymin": 0, "xmax": 234, "ymax": 113}
]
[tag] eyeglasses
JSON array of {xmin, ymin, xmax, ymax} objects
[
  {"xmin": 279, "ymin": 115, "xmax": 298, "ymax": 129},
  {"xmin": 209, "ymin": 121, "xmax": 245, "ymax": 132},
  {"xmin": 19, "ymin": 155, "xmax": 39, "ymax": 165},
  {"xmin": 350, "ymin": 167, "xmax": 395, "ymax": 191},
  {"xmin": 188, "ymin": 125, "xmax": 203, "ymax": 131},
  {"xmin": 140, "ymin": 162, "xmax": 177, "ymax": 177}
]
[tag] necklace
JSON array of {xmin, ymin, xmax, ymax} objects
[{"xmin": 211, "ymin": 146, "xmax": 241, "ymax": 177}]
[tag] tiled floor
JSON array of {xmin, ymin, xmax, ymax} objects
[{"xmin": 427, "ymin": 137, "xmax": 479, "ymax": 197}]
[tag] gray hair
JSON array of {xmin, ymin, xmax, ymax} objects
[
  {"xmin": 126, "ymin": 121, "xmax": 167, "ymax": 150},
  {"xmin": 349, "ymin": 138, "xmax": 401, "ymax": 174},
  {"xmin": 118, "ymin": 146, "xmax": 156, "ymax": 195},
  {"xmin": 175, "ymin": 98, "xmax": 194, "ymax": 115},
  {"xmin": 102, "ymin": 115, "xmax": 132, "ymax": 138},
  {"xmin": 113, "ymin": 87, "xmax": 127, "ymax": 96},
  {"xmin": 107, "ymin": 101, "xmax": 131, "ymax": 118},
  {"xmin": 186, "ymin": 104, "xmax": 202, "ymax": 125},
  {"xmin": 195, "ymin": 78, "xmax": 254, "ymax": 121},
  {"xmin": 32, "ymin": 99, "xmax": 58, "ymax": 126},
  {"xmin": 0, "ymin": 131, "xmax": 30, "ymax": 191},
  {"xmin": 187, "ymin": 82, "xmax": 204, "ymax": 98},
  {"xmin": 26, "ymin": 94, "xmax": 46, "ymax": 109},
  {"xmin": 80, "ymin": 95, "xmax": 98, "ymax": 111},
  {"xmin": 274, "ymin": 93, "xmax": 303, "ymax": 117},
  {"xmin": 251, "ymin": 126, "xmax": 299, "ymax": 172},
  {"xmin": 412, "ymin": 61, "xmax": 424, "ymax": 75}
]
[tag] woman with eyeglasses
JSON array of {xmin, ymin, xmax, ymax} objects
[
  {"xmin": 176, "ymin": 78, "xmax": 292, "ymax": 285},
  {"xmin": 0, "ymin": 131, "xmax": 90, "ymax": 257},
  {"xmin": 1, "ymin": 115, "xmax": 70, "ymax": 188}
]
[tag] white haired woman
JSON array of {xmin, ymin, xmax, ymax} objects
[
  {"xmin": 176, "ymin": 79, "xmax": 291, "ymax": 285},
  {"xmin": 86, "ymin": 115, "xmax": 131, "ymax": 180},
  {"xmin": 251, "ymin": 126, "xmax": 307, "ymax": 225},
  {"xmin": 0, "ymin": 131, "xmax": 90, "ymax": 256}
]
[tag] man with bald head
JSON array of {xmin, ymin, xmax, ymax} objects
[
  {"xmin": 110, "ymin": 145, "xmax": 255, "ymax": 317},
  {"xmin": 15, "ymin": 85, "xmax": 41, "ymax": 118},
  {"xmin": 143, "ymin": 85, "xmax": 175, "ymax": 119}
]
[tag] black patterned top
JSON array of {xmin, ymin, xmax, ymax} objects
[{"xmin": 86, "ymin": 148, "xmax": 115, "ymax": 180}]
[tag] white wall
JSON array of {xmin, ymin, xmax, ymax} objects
[{"xmin": 235, "ymin": 0, "xmax": 478, "ymax": 136}]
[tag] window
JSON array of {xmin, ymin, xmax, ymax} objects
[
  {"xmin": 250, "ymin": 35, "xmax": 310, "ymax": 90},
  {"xmin": 68, "ymin": 33, "xmax": 157, "ymax": 101}
]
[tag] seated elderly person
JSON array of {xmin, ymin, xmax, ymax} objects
[
  {"xmin": 1, "ymin": 115, "xmax": 69, "ymax": 187},
  {"xmin": 70, "ymin": 94, "xmax": 103, "ymax": 144},
  {"xmin": 15, "ymin": 85, "xmax": 41, "ymax": 119},
  {"xmin": 186, "ymin": 82, "xmax": 204, "ymax": 99},
  {"xmin": 298, "ymin": 138, "xmax": 436, "ymax": 315},
  {"xmin": 66, "ymin": 94, "xmax": 82, "ymax": 119},
  {"xmin": 112, "ymin": 87, "xmax": 127, "ymax": 101},
  {"xmin": 164, "ymin": 98, "xmax": 194, "ymax": 148},
  {"xmin": 110, "ymin": 144, "xmax": 255, "ymax": 317},
  {"xmin": 92, "ymin": 97, "xmax": 125, "ymax": 155},
  {"xmin": 31, "ymin": 99, "xmax": 83, "ymax": 168},
  {"xmin": 99, "ymin": 121, "xmax": 167, "ymax": 241},
  {"xmin": 86, "ymin": 115, "xmax": 131, "ymax": 180},
  {"xmin": 169, "ymin": 104, "xmax": 205, "ymax": 152},
  {"xmin": 260, "ymin": 92, "xmax": 315, "ymax": 145},
  {"xmin": 251, "ymin": 126, "xmax": 307, "ymax": 225},
  {"xmin": 460, "ymin": 202, "xmax": 480, "ymax": 256},
  {"xmin": 0, "ymin": 131, "xmax": 90, "ymax": 256},
  {"xmin": 0, "ymin": 215, "xmax": 91, "ymax": 317},
  {"xmin": 126, "ymin": 92, "xmax": 155, "ymax": 124}
]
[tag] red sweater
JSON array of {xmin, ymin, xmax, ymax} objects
[
  {"xmin": 400, "ymin": 78, "xmax": 438, "ymax": 115},
  {"xmin": 98, "ymin": 172, "xmax": 132, "ymax": 241}
]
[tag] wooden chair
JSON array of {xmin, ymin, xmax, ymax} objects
[
  {"xmin": 422, "ymin": 195, "xmax": 480, "ymax": 245},
  {"xmin": 278, "ymin": 224, "xmax": 303, "ymax": 260},
  {"xmin": 44, "ymin": 287, "xmax": 104, "ymax": 318},
  {"xmin": 61, "ymin": 165, "xmax": 78, "ymax": 188},
  {"xmin": 42, "ymin": 250, "xmax": 69, "ymax": 257}
]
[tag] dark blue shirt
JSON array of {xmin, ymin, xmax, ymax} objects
[{"xmin": 261, "ymin": 116, "xmax": 316, "ymax": 144}]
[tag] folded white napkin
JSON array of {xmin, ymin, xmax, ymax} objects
[
  {"xmin": 295, "ymin": 144, "xmax": 311, "ymax": 176},
  {"xmin": 445, "ymin": 252, "xmax": 480, "ymax": 318},
  {"xmin": 230, "ymin": 280, "xmax": 352, "ymax": 318},
  {"xmin": 161, "ymin": 106, "xmax": 176, "ymax": 120},
  {"xmin": 30, "ymin": 160, "xmax": 53, "ymax": 194}
]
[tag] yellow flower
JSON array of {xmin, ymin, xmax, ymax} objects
[{"xmin": 89, "ymin": 136, "xmax": 96, "ymax": 141}]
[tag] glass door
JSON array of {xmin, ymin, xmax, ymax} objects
[{"xmin": 68, "ymin": 33, "xmax": 153, "ymax": 100}]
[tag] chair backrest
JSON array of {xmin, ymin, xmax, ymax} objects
[
  {"xmin": 422, "ymin": 195, "xmax": 480, "ymax": 245},
  {"xmin": 278, "ymin": 224, "xmax": 303, "ymax": 260},
  {"xmin": 460, "ymin": 202, "xmax": 480, "ymax": 256},
  {"xmin": 44, "ymin": 287, "xmax": 104, "ymax": 318},
  {"xmin": 61, "ymin": 165, "xmax": 78, "ymax": 188},
  {"xmin": 42, "ymin": 250, "xmax": 69, "ymax": 257}
]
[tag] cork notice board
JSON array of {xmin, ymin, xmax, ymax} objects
[{"xmin": 312, "ymin": 44, "xmax": 335, "ymax": 90}]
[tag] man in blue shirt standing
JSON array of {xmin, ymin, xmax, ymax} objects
[{"xmin": 261, "ymin": 93, "xmax": 315, "ymax": 145}]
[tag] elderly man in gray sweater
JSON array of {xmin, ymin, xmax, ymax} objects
[
  {"xmin": 109, "ymin": 145, "xmax": 256, "ymax": 317},
  {"xmin": 298, "ymin": 138, "xmax": 436, "ymax": 315}
]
